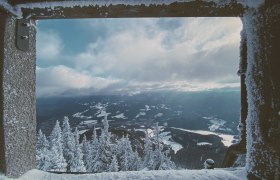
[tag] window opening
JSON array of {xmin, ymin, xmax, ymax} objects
[{"xmin": 36, "ymin": 17, "xmax": 242, "ymax": 173}]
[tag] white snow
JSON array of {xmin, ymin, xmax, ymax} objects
[
  {"xmin": 147, "ymin": 128, "xmax": 155, "ymax": 137},
  {"xmin": 78, "ymin": 129, "xmax": 89, "ymax": 135},
  {"xmin": 72, "ymin": 108, "xmax": 94, "ymax": 120},
  {"xmin": 96, "ymin": 110, "xmax": 110, "ymax": 117},
  {"xmin": 2, "ymin": 167, "xmax": 247, "ymax": 180},
  {"xmin": 91, "ymin": 102, "xmax": 107, "ymax": 111},
  {"xmin": 73, "ymin": 111, "xmax": 93, "ymax": 120},
  {"xmin": 92, "ymin": 103, "xmax": 111, "ymax": 117},
  {"xmin": 160, "ymin": 132, "xmax": 183, "ymax": 154},
  {"xmin": 135, "ymin": 128, "xmax": 183, "ymax": 154},
  {"xmin": 202, "ymin": 116, "xmax": 212, "ymax": 120},
  {"xmin": 135, "ymin": 112, "xmax": 146, "ymax": 119},
  {"xmin": 160, "ymin": 104, "xmax": 170, "ymax": 109},
  {"xmin": 112, "ymin": 113, "xmax": 127, "ymax": 119},
  {"xmin": 209, "ymin": 120, "xmax": 224, "ymax": 131},
  {"xmin": 197, "ymin": 142, "xmax": 213, "ymax": 146},
  {"xmin": 145, "ymin": 105, "xmax": 151, "ymax": 111},
  {"xmin": 154, "ymin": 113, "xmax": 163, "ymax": 118},
  {"xmin": 0, "ymin": 0, "xmax": 265, "ymax": 18},
  {"xmin": 202, "ymin": 116, "xmax": 227, "ymax": 132},
  {"xmin": 79, "ymin": 120, "xmax": 98, "ymax": 125},
  {"xmin": 171, "ymin": 127, "xmax": 235, "ymax": 147},
  {"xmin": 73, "ymin": 112, "xmax": 84, "ymax": 118},
  {"xmin": 134, "ymin": 128, "xmax": 146, "ymax": 133}
]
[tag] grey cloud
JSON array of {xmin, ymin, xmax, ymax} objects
[{"xmin": 37, "ymin": 18, "xmax": 242, "ymax": 97}]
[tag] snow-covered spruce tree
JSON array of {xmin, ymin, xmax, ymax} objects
[
  {"xmin": 109, "ymin": 155, "xmax": 119, "ymax": 172},
  {"xmin": 70, "ymin": 128, "xmax": 86, "ymax": 172},
  {"xmin": 159, "ymin": 149, "xmax": 176, "ymax": 170},
  {"xmin": 153, "ymin": 123, "xmax": 176, "ymax": 170},
  {"xmin": 142, "ymin": 124, "xmax": 176, "ymax": 170},
  {"xmin": 81, "ymin": 135, "xmax": 92, "ymax": 172},
  {"xmin": 142, "ymin": 129, "xmax": 154, "ymax": 170},
  {"xmin": 131, "ymin": 150, "xmax": 142, "ymax": 171},
  {"xmin": 152, "ymin": 144, "xmax": 176, "ymax": 170},
  {"xmin": 101, "ymin": 115, "xmax": 111, "ymax": 142},
  {"xmin": 36, "ymin": 129, "xmax": 51, "ymax": 171},
  {"xmin": 49, "ymin": 120, "xmax": 67, "ymax": 172},
  {"xmin": 62, "ymin": 116, "xmax": 75, "ymax": 166},
  {"xmin": 115, "ymin": 136, "xmax": 126, "ymax": 170},
  {"xmin": 93, "ymin": 115, "xmax": 113, "ymax": 173},
  {"xmin": 116, "ymin": 136, "xmax": 128, "ymax": 171},
  {"xmin": 88, "ymin": 126, "xmax": 99, "ymax": 172},
  {"xmin": 117, "ymin": 135, "xmax": 140, "ymax": 171}
]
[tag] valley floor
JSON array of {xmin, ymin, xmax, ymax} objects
[{"xmin": 2, "ymin": 167, "xmax": 246, "ymax": 180}]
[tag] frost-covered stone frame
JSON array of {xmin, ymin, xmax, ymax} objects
[{"xmin": 0, "ymin": 0, "xmax": 279, "ymax": 179}]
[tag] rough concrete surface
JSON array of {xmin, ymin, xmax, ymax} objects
[{"xmin": 0, "ymin": 15, "xmax": 36, "ymax": 178}]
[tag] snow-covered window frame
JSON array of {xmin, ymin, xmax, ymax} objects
[{"xmin": 0, "ymin": 0, "xmax": 279, "ymax": 179}]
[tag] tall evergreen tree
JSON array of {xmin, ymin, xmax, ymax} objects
[
  {"xmin": 88, "ymin": 126, "xmax": 99, "ymax": 172},
  {"xmin": 62, "ymin": 116, "xmax": 75, "ymax": 166},
  {"xmin": 118, "ymin": 135, "xmax": 138, "ymax": 171},
  {"xmin": 49, "ymin": 120, "xmax": 67, "ymax": 172},
  {"xmin": 131, "ymin": 150, "xmax": 142, "ymax": 171},
  {"xmin": 153, "ymin": 122, "xmax": 163, "ymax": 170},
  {"xmin": 153, "ymin": 123, "xmax": 176, "ymax": 170},
  {"xmin": 109, "ymin": 155, "xmax": 119, "ymax": 172},
  {"xmin": 158, "ymin": 149, "xmax": 176, "ymax": 170},
  {"xmin": 81, "ymin": 135, "xmax": 91, "ymax": 172},
  {"xmin": 143, "ymin": 129, "xmax": 154, "ymax": 170},
  {"xmin": 101, "ymin": 115, "xmax": 111, "ymax": 142},
  {"xmin": 115, "ymin": 136, "xmax": 126, "ymax": 170},
  {"xmin": 93, "ymin": 115, "xmax": 113, "ymax": 172},
  {"xmin": 70, "ymin": 128, "xmax": 86, "ymax": 172},
  {"xmin": 142, "ymin": 124, "xmax": 176, "ymax": 170},
  {"xmin": 36, "ymin": 129, "xmax": 51, "ymax": 171}
]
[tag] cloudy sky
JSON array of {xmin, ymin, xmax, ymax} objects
[{"xmin": 36, "ymin": 18, "xmax": 242, "ymax": 97}]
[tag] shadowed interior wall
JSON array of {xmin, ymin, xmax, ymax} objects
[{"xmin": 0, "ymin": 15, "xmax": 36, "ymax": 178}]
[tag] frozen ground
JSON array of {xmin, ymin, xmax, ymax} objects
[
  {"xmin": 160, "ymin": 131, "xmax": 183, "ymax": 154},
  {"xmin": 1, "ymin": 167, "xmax": 246, "ymax": 180}
]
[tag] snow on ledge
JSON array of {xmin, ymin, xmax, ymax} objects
[
  {"xmin": 2, "ymin": 168, "xmax": 246, "ymax": 180},
  {"xmin": 0, "ymin": 0, "xmax": 265, "ymax": 18}
]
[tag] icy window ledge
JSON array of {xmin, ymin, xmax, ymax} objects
[
  {"xmin": 2, "ymin": 168, "xmax": 246, "ymax": 180},
  {"xmin": 1, "ymin": 0, "xmax": 265, "ymax": 18}
]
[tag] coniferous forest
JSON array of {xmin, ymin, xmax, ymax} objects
[{"xmin": 36, "ymin": 115, "xmax": 176, "ymax": 173}]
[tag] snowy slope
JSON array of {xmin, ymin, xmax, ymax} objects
[
  {"xmin": 1, "ymin": 168, "xmax": 246, "ymax": 180},
  {"xmin": 171, "ymin": 127, "xmax": 236, "ymax": 147}
]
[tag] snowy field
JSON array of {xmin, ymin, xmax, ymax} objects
[
  {"xmin": 171, "ymin": 127, "xmax": 236, "ymax": 147},
  {"xmin": 1, "ymin": 168, "xmax": 246, "ymax": 180}
]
